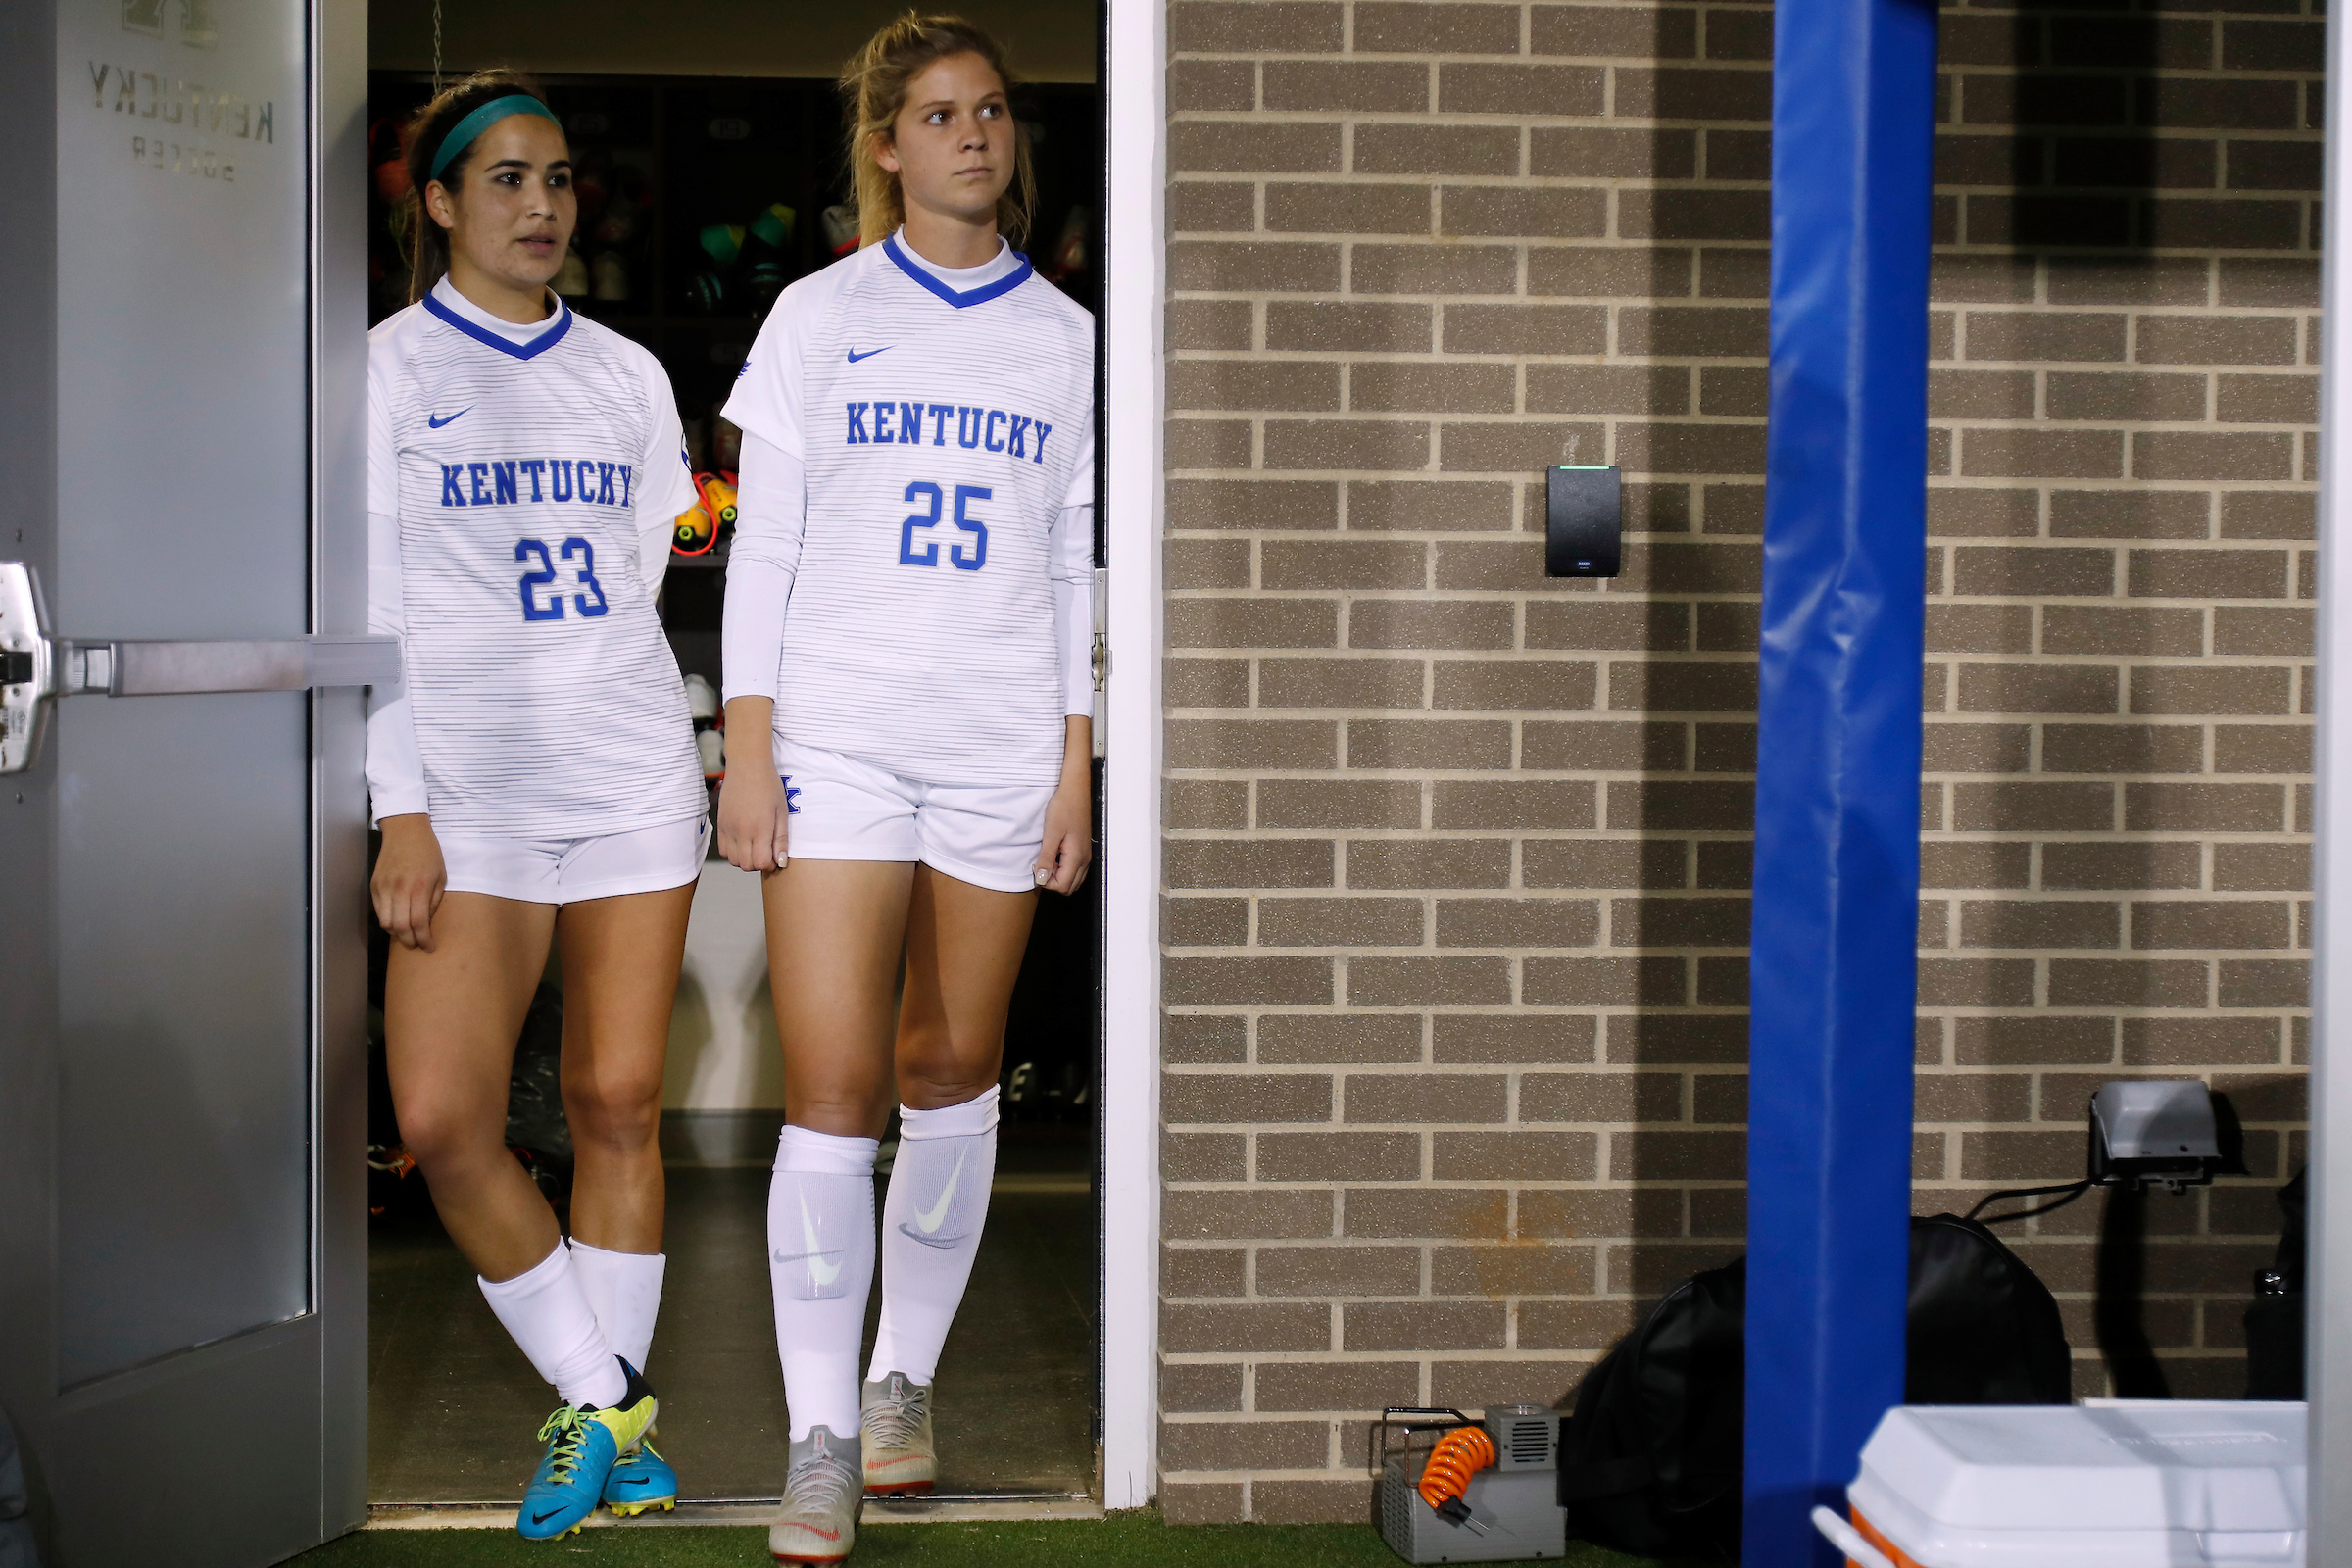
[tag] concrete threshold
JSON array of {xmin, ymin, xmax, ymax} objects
[{"xmin": 366, "ymin": 1494, "xmax": 1103, "ymax": 1530}]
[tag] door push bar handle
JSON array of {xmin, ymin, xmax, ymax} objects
[{"xmin": 0, "ymin": 561, "xmax": 399, "ymax": 775}]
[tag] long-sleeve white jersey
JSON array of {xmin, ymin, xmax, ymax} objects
[
  {"xmin": 367, "ymin": 277, "xmax": 707, "ymax": 837},
  {"xmin": 720, "ymin": 230, "xmax": 1096, "ymax": 789}
]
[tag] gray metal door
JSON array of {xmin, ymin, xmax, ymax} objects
[{"xmin": 0, "ymin": 0, "xmax": 375, "ymax": 1562}]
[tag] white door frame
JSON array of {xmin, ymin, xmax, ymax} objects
[{"xmin": 1098, "ymin": 0, "xmax": 1165, "ymax": 1514}]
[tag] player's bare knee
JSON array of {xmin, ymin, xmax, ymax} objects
[
  {"xmin": 898, "ymin": 1064, "xmax": 999, "ymax": 1110},
  {"xmin": 562, "ymin": 1076, "xmax": 662, "ymax": 1154}
]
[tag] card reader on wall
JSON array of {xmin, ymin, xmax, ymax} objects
[{"xmin": 1544, "ymin": 466, "xmax": 1621, "ymax": 577}]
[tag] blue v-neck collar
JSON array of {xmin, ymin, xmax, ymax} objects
[
  {"xmin": 883, "ymin": 232, "xmax": 1034, "ymax": 309},
  {"xmin": 423, "ymin": 283, "xmax": 574, "ymax": 360}
]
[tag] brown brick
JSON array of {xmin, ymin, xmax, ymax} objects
[
  {"xmin": 1522, "ymin": 956, "xmax": 1684, "ymax": 1006},
  {"xmin": 1433, "ymin": 1131, "xmax": 1599, "ymax": 1181},
  {"xmin": 1345, "ymin": 1300, "xmax": 1507, "ymax": 1351},
  {"xmin": 1914, "ymin": 1073, "xmax": 2034, "ymax": 1123},
  {"xmin": 1169, "ymin": 419, "xmax": 1253, "ymax": 468},
  {"xmin": 1168, "ymin": 717, "xmax": 1339, "ymax": 768},
  {"xmin": 2131, "ymin": 666, "xmax": 2292, "ymax": 715},
  {"xmin": 1529, "ymin": 365, "xmax": 1690, "ymax": 416},
  {"xmin": 1954, "ymin": 1015, "xmax": 2116, "ymax": 1066},
  {"xmin": 1526, "ymin": 601, "xmax": 1689, "ymax": 653},
  {"xmin": 1922, "ymin": 722, "xmax": 2031, "ymax": 773},
  {"xmin": 1350, "ymin": 955, "xmax": 1510, "ymax": 1006},
  {"xmin": 1262, "ymin": 60, "xmax": 1431, "ymax": 112},
  {"xmin": 1170, "ymin": 300, "xmax": 1256, "ymax": 351},
  {"xmin": 1169, "ymin": 1, "xmax": 1345, "ymax": 53},
  {"xmin": 1429, "ymin": 782, "xmax": 1594, "ymax": 833},
  {"xmin": 1164, "ymin": 1417, "xmax": 1337, "ymax": 1474},
  {"xmin": 1172, "ymin": 125, "xmax": 1346, "ymax": 177},
  {"xmin": 2042, "ymin": 607, "xmax": 2204, "ymax": 658},
  {"xmin": 1960, "ymin": 428, "xmax": 2126, "ymax": 480},
  {"xmin": 1343, "ymin": 1186, "xmax": 1508, "ymax": 1241},
  {"xmin": 1609, "ymin": 896, "xmax": 1749, "ymax": 947},
  {"xmin": 1608, "ymin": 660, "xmax": 1758, "ymax": 712},
  {"xmin": 1618, "ymin": 423, "xmax": 1769, "ymax": 476},
  {"xmin": 2220, "ymin": 259, "xmax": 2318, "ymax": 308},
  {"xmin": 1349, "ymin": 839, "xmax": 1515, "ymax": 890},
  {"xmin": 1918, "ymin": 958, "xmax": 2036, "ymax": 1006},
  {"xmin": 1163, "ymin": 1247, "xmax": 1248, "ymax": 1298},
  {"xmin": 1531, "ymin": 126, "xmax": 1694, "ymax": 179},
  {"xmin": 1259, "ymin": 1130, "xmax": 1421, "ymax": 1182},
  {"xmin": 2213, "ymin": 841, "xmax": 2309, "ymax": 892},
  {"xmin": 1430, "ymin": 662, "xmax": 1595, "ymax": 712},
  {"xmin": 2136, "ymin": 315, "xmax": 2300, "ymax": 367},
  {"xmin": 1357, "ymin": 242, "xmax": 1525, "ymax": 296},
  {"xmin": 1952, "ymin": 781, "xmax": 2115, "ymax": 831},
  {"xmin": 1267, "ymin": 301, "xmax": 1435, "ymax": 354},
  {"xmin": 1166, "ymin": 1130, "xmax": 1249, "ymax": 1182},
  {"xmin": 2129, "ymin": 548, "xmax": 2289, "ymax": 600},
  {"xmin": 1349, "ymin": 718, "xmax": 1513, "ymax": 770},
  {"xmin": 1922, "ymin": 842, "xmax": 2032, "ymax": 890},
  {"xmin": 1956, "ymin": 663, "xmax": 2119, "ymax": 713},
  {"xmin": 2122, "ymin": 1016, "xmax": 2285, "ymax": 1067},
  {"xmin": 1432, "ymin": 1244, "xmax": 1596, "ymax": 1298},
  {"xmin": 1168, "ymin": 539, "xmax": 1253, "ymax": 592},
  {"xmin": 1355, "ymin": 1, "xmax": 1523, "ymax": 53},
  {"xmin": 1261, "ymin": 1013, "xmax": 1425, "ymax": 1065},
  {"xmin": 1259, "ymin": 657, "xmax": 1424, "ymax": 710},
  {"xmin": 1518, "ymin": 1298, "xmax": 1642, "ymax": 1350},
  {"xmin": 1162, "ymin": 1302, "xmax": 1333, "ymax": 1354},
  {"xmin": 2048, "ymin": 959, "xmax": 2211, "ymax": 1009},
  {"xmin": 1954, "ymin": 545, "xmax": 2116, "ymax": 597},
  {"xmin": 1604, "ymin": 781, "xmax": 1751, "ymax": 834},
  {"xmin": 2217, "ymin": 373, "xmax": 2319, "ymax": 425},
  {"xmin": 1167, "ymin": 657, "xmax": 1251, "ymax": 708},
  {"xmin": 1605, "ymin": 1013, "xmax": 1748, "ymax": 1064},
  {"xmin": 1351, "ymin": 362, "xmax": 1516, "ymax": 415},
  {"xmin": 1699, "ymin": 367, "xmax": 1768, "ymax": 417},
  {"xmin": 1619, "ymin": 307, "xmax": 1768, "ymax": 360},
  {"xmin": 2132, "ymin": 901, "xmax": 2293, "ymax": 950},
  {"xmin": 1609, "ymin": 1130, "xmax": 1742, "ymax": 1182},
  {"xmin": 1171, "ymin": 360, "xmax": 1342, "ymax": 413},
  {"xmin": 1170, "ymin": 59, "xmax": 1255, "ymax": 112},
  {"xmin": 1346, "ymin": 1072, "xmax": 1510, "ymax": 1125},
  {"xmin": 1256, "ymin": 1243, "xmax": 1423, "ymax": 1298},
  {"xmin": 1962, "ymin": 1131, "xmax": 2084, "ymax": 1182},
  {"xmin": 2046, "ymin": 370, "xmax": 2207, "ymax": 422},
  {"xmin": 1255, "ymin": 1480, "xmax": 1374, "ymax": 1525},
  {"xmin": 1256, "ymin": 779, "xmax": 1421, "ymax": 830},
  {"xmin": 2041, "ymin": 841, "xmax": 2203, "ymax": 891},
  {"xmin": 2220, "ymin": 958, "xmax": 2307, "ymax": 1008},
  {"xmin": 1168, "ymin": 840, "xmax": 1336, "ymax": 889},
  {"xmin": 1435, "ymin": 1013, "xmax": 1597, "ymax": 1064},
  {"xmin": 2040, "ymin": 723, "xmax": 2203, "ymax": 775},
  {"xmin": 1171, "ymin": 180, "xmax": 1259, "ymax": 233},
  {"xmin": 1437, "ymin": 897, "xmax": 1600, "ymax": 949},
  {"xmin": 1441, "ymin": 422, "xmax": 1609, "ymax": 473},
  {"xmin": 1167, "ymin": 896, "xmax": 1250, "ymax": 947},
  {"xmin": 1162, "ymin": 1362, "xmax": 1245, "ymax": 1413},
  {"xmin": 1255, "ymin": 1361, "xmax": 1420, "ymax": 1412},
  {"xmin": 1527, "ymin": 247, "xmax": 1693, "ymax": 301},
  {"xmin": 1259, "ymin": 897, "xmax": 1427, "ymax": 948},
  {"xmin": 1965, "ymin": 312, "xmax": 2128, "ymax": 363},
  {"xmin": 1170, "ymin": 479, "xmax": 1340, "ymax": 532},
  {"xmin": 1958, "ymin": 899, "xmax": 2122, "ymax": 950},
  {"xmin": 2213, "ymin": 608, "xmax": 2313, "ymax": 658},
  {"xmin": 2133, "ymin": 431, "xmax": 2294, "ymax": 483},
  {"xmin": 2125, "ymin": 783, "xmax": 2285, "ymax": 833},
  {"xmin": 2050, "ymin": 489, "xmax": 2212, "ymax": 540},
  {"xmin": 1446, "ymin": 63, "xmax": 1609, "ymax": 118},
  {"xmin": 1166, "ymin": 956, "xmax": 1335, "ymax": 1006},
  {"xmin": 1168, "ymin": 1013, "xmax": 1250, "ymax": 1064},
  {"xmin": 1619, "ymin": 189, "xmax": 1772, "ymax": 242},
  {"xmin": 1533, "ymin": 5, "xmax": 1697, "ymax": 59},
  {"xmin": 1440, "ymin": 305, "xmax": 1605, "ymax": 360},
  {"xmin": 1933, "ymin": 368, "xmax": 2036, "ymax": 419},
  {"xmin": 1521, "ymin": 838, "xmax": 1686, "ymax": 892},
  {"xmin": 1349, "ymin": 598, "xmax": 1514, "ymax": 650},
  {"xmin": 1354, "ymin": 125, "xmax": 1522, "ymax": 179},
  {"xmin": 1614, "ymin": 66, "xmax": 1772, "ymax": 122},
  {"xmin": 1348, "ymin": 480, "xmax": 1516, "ymax": 532},
  {"xmin": 1263, "ymin": 418, "xmax": 1434, "ymax": 473},
  {"xmin": 1164, "ymin": 1188, "xmax": 1334, "ymax": 1241},
  {"xmin": 2222, "ymin": 492, "xmax": 2315, "ymax": 541},
  {"xmin": 1443, "ymin": 186, "xmax": 1609, "ymax": 239}
]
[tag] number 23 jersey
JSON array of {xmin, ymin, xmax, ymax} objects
[
  {"xmin": 724, "ymin": 235, "xmax": 1095, "ymax": 789},
  {"xmin": 368, "ymin": 284, "xmax": 706, "ymax": 839}
]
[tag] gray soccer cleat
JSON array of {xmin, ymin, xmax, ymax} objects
[
  {"xmin": 859, "ymin": 1372, "xmax": 936, "ymax": 1495},
  {"xmin": 768, "ymin": 1425, "xmax": 860, "ymax": 1563}
]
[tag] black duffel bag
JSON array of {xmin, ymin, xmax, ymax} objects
[{"xmin": 1557, "ymin": 1214, "xmax": 2072, "ymax": 1561}]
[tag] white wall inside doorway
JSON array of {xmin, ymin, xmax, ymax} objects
[{"xmin": 662, "ymin": 863, "xmax": 786, "ymax": 1111}]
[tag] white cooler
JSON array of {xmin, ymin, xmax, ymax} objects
[{"xmin": 1835, "ymin": 1401, "xmax": 2306, "ymax": 1567}]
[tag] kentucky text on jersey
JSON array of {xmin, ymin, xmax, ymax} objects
[
  {"xmin": 842, "ymin": 401, "xmax": 1054, "ymax": 462},
  {"xmin": 438, "ymin": 459, "xmax": 636, "ymax": 508}
]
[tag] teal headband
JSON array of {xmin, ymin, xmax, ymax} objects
[{"xmin": 428, "ymin": 94, "xmax": 561, "ymax": 183}]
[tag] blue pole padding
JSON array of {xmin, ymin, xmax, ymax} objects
[{"xmin": 1747, "ymin": 0, "xmax": 1936, "ymax": 1560}]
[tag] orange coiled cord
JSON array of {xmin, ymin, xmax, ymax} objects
[{"xmin": 1416, "ymin": 1424, "xmax": 1497, "ymax": 1515}]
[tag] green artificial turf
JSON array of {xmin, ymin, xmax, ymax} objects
[{"xmin": 293, "ymin": 1513, "xmax": 1681, "ymax": 1566}]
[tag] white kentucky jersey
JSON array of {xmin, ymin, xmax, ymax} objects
[
  {"xmin": 367, "ymin": 278, "xmax": 706, "ymax": 839},
  {"xmin": 723, "ymin": 231, "xmax": 1095, "ymax": 788}
]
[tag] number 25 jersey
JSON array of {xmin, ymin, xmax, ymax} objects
[
  {"xmin": 368, "ymin": 284, "xmax": 706, "ymax": 839},
  {"xmin": 724, "ymin": 235, "xmax": 1095, "ymax": 789}
]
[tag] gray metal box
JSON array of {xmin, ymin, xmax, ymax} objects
[{"xmin": 1379, "ymin": 1456, "xmax": 1569, "ymax": 1563}]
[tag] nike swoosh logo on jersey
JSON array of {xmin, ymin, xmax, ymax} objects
[
  {"xmin": 427, "ymin": 407, "xmax": 473, "ymax": 428},
  {"xmin": 846, "ymin": 346, "xmax": 892, "ymax": 363},
  {"xmin": 796, "ymin": 1192, "xmax": 843, "ymax": 1285},
  {"xmin": 911, "ymin": 1149, "xmax": 967, "ymax": 1234}
]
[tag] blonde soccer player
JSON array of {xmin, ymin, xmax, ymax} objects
[{"xmin": 714, "ymin": 16, "xmax": 1095, "ymax": 1562}]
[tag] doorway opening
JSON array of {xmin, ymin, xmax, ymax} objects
[{"xmin": 359, "ymin": 4, "xmax": 1105, "ymax": 1509}]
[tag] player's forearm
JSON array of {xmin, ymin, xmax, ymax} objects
[
  {"xmin": 1059, "ymin": 715, "xmax": 1092, "ymax": 784},
  {"xmin": 723, "ymin": 697, "xmax": 776, "ymax": 771}
]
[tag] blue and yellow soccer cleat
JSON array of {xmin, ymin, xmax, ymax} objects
[
  {"xmin": 516, "ymin": 1360, "xmax": 660, "ymax": 1540},
  {"xmin": 604, "ymin": 1436, "xmax": 679, "ymax": 1516}
]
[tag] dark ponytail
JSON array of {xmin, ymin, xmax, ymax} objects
[{"xmin": 402, "ymin": 69, "xmax": 553, "ymax": 304}]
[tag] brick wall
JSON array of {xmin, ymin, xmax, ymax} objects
[{"xmin": 1156, "ymin": 0, "xmax": 2319, "ymax": 1523}]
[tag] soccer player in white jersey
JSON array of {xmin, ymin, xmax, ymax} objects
[
  {"xmin": 715, "ymin": 17, "xmax": 1095, "ymax": 1562},
  {"xmin": 367, "ymin": 71, "xmax": 707, "ymax": 1540}
]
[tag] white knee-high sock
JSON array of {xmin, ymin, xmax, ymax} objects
[
  {"xmin": 479, "ymin": 1242, "xmax": 629, "ymax": 1410},
  {"xmin": 867, "ymin": 1087, "xmax": 999, "ymax": 1386},
  {"xmin": 769, "ymin": 1125, "xmax": 878, "ymax": 1441},
  {"xmin": 569, "ymin": 1239, "xmax": 665, "ymax": 1374}
]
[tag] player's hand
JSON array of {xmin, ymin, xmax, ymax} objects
[
  {"xmin": 717, "ymin": 762, "xmax": 792, "ymax": 872},
  {"xmin": 1035, "ymin": 716, "xmax": 1093, "ymax": 896},
  {"xmin": 372, "ymin": 813, "xmax": 447, "ymax": 951}
]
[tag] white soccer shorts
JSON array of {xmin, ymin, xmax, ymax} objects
[
  {"xmin": 438, "ymin": 815, "xmax": 708, "ymax": 906},
  {"xmin": 772, "ymin": 739, "xmax": 1053, "ymax": 895}
]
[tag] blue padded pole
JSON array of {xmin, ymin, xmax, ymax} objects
[{"xmin": 1745, "ymin": 0, "xmax": 1936, "ymax": 1560}]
